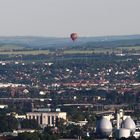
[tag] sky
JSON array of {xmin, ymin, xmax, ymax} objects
[{"xmin": 0, "ymin": 0, "xmax": 140, "ymax": 37}]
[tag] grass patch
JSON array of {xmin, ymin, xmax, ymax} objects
[
  {"xmin": 0, "ymin": 45, "xmax": 25, "ymax": 51},
  {"xmin": 0, "ymin": 50, "xmax": 50, "ymax": 55},
  {"xmin": 63, "ymin": 50, "xmax": 94, "ymax": 54}
]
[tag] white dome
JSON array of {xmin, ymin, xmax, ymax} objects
[
  {"xmin": 122, "ymin": 117, "xmax": 136, "ymax": 133},
  {"xmin": 96, "ymin": 117, "xmax": 112, "ymax": 137}
]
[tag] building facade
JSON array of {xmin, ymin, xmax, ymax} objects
[{"xmin": 26, "ymin": 112, "xmax": 67, "ymax": 128}]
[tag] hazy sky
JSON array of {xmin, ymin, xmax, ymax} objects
[{"xmin": 0, "ymin": 0, "xmax": 140, "ymax": 37}]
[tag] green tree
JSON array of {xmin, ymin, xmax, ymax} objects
[
  {"xmin": 0, "ymin": 114, "xmax": 18, "ymax": 132},
  {"xmin": 20, "ymin": 119, "xmax": 40, "ymax": 129},
  {"xmin": 44, "ymin": 126, "xmax": 53, "ymax": 135},
  {"xmin": 15, "ymin": 132, "xmax": 59, "ymax": 140}
]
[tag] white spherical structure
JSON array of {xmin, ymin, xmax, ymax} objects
[
  {"xmin": 96, "ymin": 117, "xmax": 112, "ymax": 137},
  {"xmin": 122, "ymin": 117, "xmax": 136, "ymax": 133}
]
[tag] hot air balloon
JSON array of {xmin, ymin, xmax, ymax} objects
[{"xmin": 70, "ymin": 33, "xmax": 78, "ymax": 42}]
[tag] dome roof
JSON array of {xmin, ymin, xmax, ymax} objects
[
  {"xmin": 96, "ymin": 117, "xmax": 112, "ymax": 137},
  {"xmin": 122, "ymin": 117, "xmax": 136, "ymax": 133}
]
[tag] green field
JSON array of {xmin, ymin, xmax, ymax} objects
[
  {"xmin": 63, "ymin": 50, "xmax": 94, "ymax": 54},
  {"xmin": 0, "ymin": 45, "xmax": 25, "ymax": 51},
  {"xmin": 0, "ymin": 44, "xmax": 140, "ymax": 55},
  {"xmin": 64, "ymin": 48, "xmax": 122, "ymax": 54},
  {"xmin": 0, "ymin": 50, "xmax": 50, "ymax": 55},
  {"xmin": 117, "ymin": 46, "xmax": 140, "ymax": 50},
  {"xmin": 64, "ymin": 46, "xmax": 140, "ymax": 54}
]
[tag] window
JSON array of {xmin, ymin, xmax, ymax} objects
[
  {"xmin": 48, "ymin": 116, "xmax": 50, "ymax": 125},
  {"xmin": 52, "ymin": 116, "xmax": 54, "ymax": 126}
]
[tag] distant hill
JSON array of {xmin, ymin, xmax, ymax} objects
[{"xmin": 0, "ymin": 35, "xmax": 140, "ymax": 49}]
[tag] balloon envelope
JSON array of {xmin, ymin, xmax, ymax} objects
[{"xmin": 70, "ymin": 33, "xmax": 78, "ymax": 41}]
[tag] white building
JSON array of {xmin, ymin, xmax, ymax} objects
[
  {"xmin": 68, "ymin": 119, "xmax": 88, "ymax": 126},
  {"xmin": 26, "ymin": 111, "xmax": 67, "ymax": 128}
]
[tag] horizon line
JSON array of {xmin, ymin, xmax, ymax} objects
[{"xmin": 0, "ymin": 34, "xmax": 140, "ymax": 38}]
